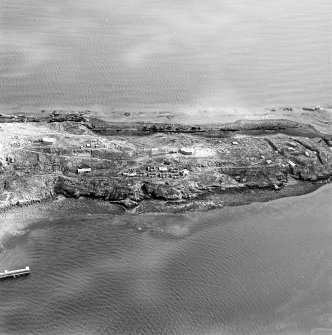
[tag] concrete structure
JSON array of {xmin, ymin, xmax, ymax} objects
[
  {"xmin": 158, "ymin": 166, "xmax": 168, "ymax": 172},
  {"xmin": 123, "ymin": 172, "xmax": 137, "ymax": 177},
  {"xmin": 181, "ymin": 169, "xmax": 190, "ymax": 176},
  {"xmin": 180, "ymin": 147, "xmax": 194, "ymax": 155},
  {"xmin": 42, "ymin": 137, "xmax": 57, "ymax": 145},
  {"xmin": 86, "ymin": 139, "xmax": 100, "ymax": 148},
  {"xmin": 287, "ymin": 160, "xmax": 296, "ymax": 168},
  {"xmin": 6, "ymin": 156, "xmax": 15, "ymax": 163},
  {"xmin": 0, "ymin": 266, "xmax": 30, "ymax": 279},
  {"xmin": 77, "ymin": 168, "xmax": 92, "ymax": 174}
]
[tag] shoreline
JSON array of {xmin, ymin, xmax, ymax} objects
[
  {"xmin": 0, "ymin": 109, "xmax": 331, "ymax": 237},
  {"xmin": 1, "ymin": 105, "xmax": 331, "ymax": 132},
  {"xmin": 0, "ymin": 196, "xmax": 124, "ymax": 242},
  {"xmin": 0, "ymin": 179, "xmax": 324, "ymax": 242}
]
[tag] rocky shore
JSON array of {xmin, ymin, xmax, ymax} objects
[{"xmin": 0, "ymin": 110, "xmax": 331, "ymax": 214}]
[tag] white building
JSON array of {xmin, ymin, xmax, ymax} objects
[
  {"xmin": 181, "ymin": 169, "xmax": 190, "ymax": 176},
  {"xmin": 77, "ymin": 168, "xmax": 92, "ymax": 174},
  {"xmin": 180, "ymin": 147, "xmax": 194, "ymax": 155},
  {"xmin": 158, "ymin": 166, "xmax": 168, "ymax": 172},
  {"xmin": 287, "ymin": 160, "xmax": 296, "ymax": 168},
  {"xmin": 42, "ymin": 137, "xmax": 57, "ymax": 145}
]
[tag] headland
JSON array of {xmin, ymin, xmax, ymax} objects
[{"xmin": 0, "ymin": 108, "xmax": 331, "ymax": 216}]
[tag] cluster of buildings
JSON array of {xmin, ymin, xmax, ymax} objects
[
  {"xmin": 85, "ymin": 140, "xmax": 101, "ymax": 148},
  {"xmin": 76, "ymin": 140, "xmax": 104, "ymax": 150},
  {"xmin": 39, "ymin": 137, "xmax": 104, "ymax": 150},
  {"xmin": 122, "ymin": 165, "xmax": 190, "ymax": 179},
  {"xmin": 10, "ymin": 141, "xmax": 21, "ymax": 147},
  {"xmin": 6, "ymin": 156, "xmax": 15, "ymax": 164},
  {"xmin": 148, "ymin": 147, "xmax": 195, "ymax": 156},
  {"xmin": 75, "ymin": 164, "xmax": 191, "ymax": 179},
  {"xmin": 303, "ymin": 106, "xmax": 321, "ymax": 111}
]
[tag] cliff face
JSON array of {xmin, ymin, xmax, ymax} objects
[
  {"xmin": 0, "ymin": 114, "xmax": 331, "ymax": 212},
  {"xmin": 0, "ymin": 174, "xmax": 57, "ymax": 208}
]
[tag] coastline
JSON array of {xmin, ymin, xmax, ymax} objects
[
  {"xmin": 2, "ymin": 105, "xmax": 331, "ymax": 133},
  {"xmin": 0, "ymin": 108, "xmax": 331, "ymax": 238},
  {"xmin": 0, "ymin": 179, "xmax": 324, "ymax": 242},
  {"xmin": 0, "ymin": 196, "xmax": 124, "ymax": 242}
]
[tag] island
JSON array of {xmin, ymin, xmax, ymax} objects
[{"xmin": 0, "ymin": 110, "xmax": 331, "ymax": 215}]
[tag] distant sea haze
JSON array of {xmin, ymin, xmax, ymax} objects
[{"xmin": 0, "ymin": 0, "xmax": 331, "ymax": 114}]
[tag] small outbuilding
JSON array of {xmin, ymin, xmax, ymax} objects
[
  {"xmin": 180, "ymin": 147, "xmax": 194, "ymax": 155},
  {"xmin": 181, "ymin": 169, "xmax": 190, "ymax": 176},
  {"xmin": 77, "ymin": 168, "xmax": 92, "ymax": 174},
  {"xmin": 287, "ymin": 160, "xmax": 296, "ymax": 168},
  {"xmin": 42, "ymin": 137, "xmax": 57, "ymax": 145}
]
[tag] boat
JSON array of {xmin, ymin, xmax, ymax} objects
[{"xmin": 0, "ymin": 266, "xmax": 30, "ymax": 279}]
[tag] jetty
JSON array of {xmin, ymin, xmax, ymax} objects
[{"xmin": 0, "ymin": 266, "xmax": 30, "ymax": 279}]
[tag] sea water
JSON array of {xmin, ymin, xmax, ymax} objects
[
  {"xmin": 0, "ymin": 0, "xmax": 331, "ymax": 113},
  {"xmin": 0, "ymin": 184, "xmax": 331, "ymax": 335}
]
